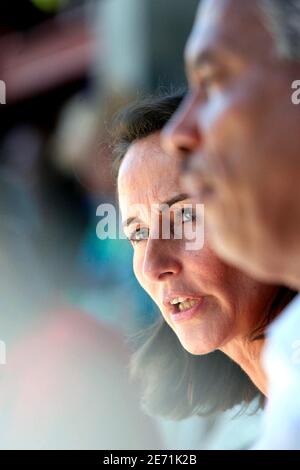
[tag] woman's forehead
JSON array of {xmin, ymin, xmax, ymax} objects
[
  {"xmin": 119, "ymin": 134, "xmax": 173, "ymax": 174},
  {"xmin": 118, "ymin": 134, "xmax": 181, "ymax": 204}
]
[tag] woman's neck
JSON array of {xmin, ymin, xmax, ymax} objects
[
  {"xmin": 219, "ymin": 287, "xmax": 296, "ymax": 397},
  {"xmin": 220, "ymin": 336, "xmax": 268, "ymax": 396}
]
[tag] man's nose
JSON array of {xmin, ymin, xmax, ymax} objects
[
  {"xmin": 142, "ymin": 238, "xmax": 182, "ymax": 282},
  {"xmin": 161, "ymin": 95, "xmax": 202, "ymax": 161}
]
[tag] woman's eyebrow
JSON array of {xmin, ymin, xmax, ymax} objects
[
  {"xmin": 122, "ymin": 216, "xmax": 142, "ymax": 229},
  {"xmin": 161, "ymin": 193, "xmax": 190, "ymax": 208},
  {"xmin": 122, "ymin": 194, "xmax": 189, "ymax": 228}
]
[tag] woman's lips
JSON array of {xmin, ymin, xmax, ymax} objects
[{"xmin": 170, "ymin": 297, "xmax": 205, "ymax": 322}]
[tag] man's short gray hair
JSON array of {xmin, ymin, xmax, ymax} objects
[{"xmin": 260, "ymin": 0, "xmax": 300, "ymax": 60}]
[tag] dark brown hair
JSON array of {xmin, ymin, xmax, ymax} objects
[
  {"xmin": 111, "ymin": 91, "xmax": 184, "ymax": 175},
  {"xmin": 111, "ymin": 91, "xmax": 297, "ymax": 419}
]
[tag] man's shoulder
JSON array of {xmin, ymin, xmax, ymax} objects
[
  {"xmin": 268, "ymin": 294, "xmax": 300, "ymax": 344},
  {"xmin": 263, "ymin": 294, "xmax": 300, "ymax": 378}
]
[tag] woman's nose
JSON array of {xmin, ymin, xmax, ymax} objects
[
  {"xmin": 161, "ymin": 96, "xmax": 202, "ymax": 161},
  {"xmin": 142, "ymin": 239, "xmax": 182, "ymax": 282}
]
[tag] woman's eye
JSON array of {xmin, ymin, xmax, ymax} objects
[
  {"xmin": 130, "ymin": 227, "xmax": 149, "ymax": 243},
  {"xmin": 181, "ymin": 207, "xmax": 194, "ymax": 223}
]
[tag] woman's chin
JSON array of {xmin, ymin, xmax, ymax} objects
[
  {"xmin": 178, "ymin": 334, "xmax": 221, "ymax": 355},
  {"xmin": 182, "ymin": 341, "xmax": 218, "ymax": 355},
  {"xmin": 176, "ymin": 326, "xmax": 227, "ymax": 356}
]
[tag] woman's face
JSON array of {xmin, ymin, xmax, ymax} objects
[{"xmin": 118, "ymin": 132, "xmax": 278, "ymax": 355}]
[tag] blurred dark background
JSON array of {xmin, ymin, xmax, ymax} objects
[{"xmin": 0, "ymin": 0, "xmax": 199, "ymax": 332}]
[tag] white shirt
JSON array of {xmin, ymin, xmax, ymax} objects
[{"xmin": 255, "ymin": 294, "xmax": 300, "ymax": 449}]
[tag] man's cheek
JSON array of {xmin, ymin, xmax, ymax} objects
[
  {"xmin": 210, "ymin": 100, "xmax": 257, "ymax": 175},
  {"xmin": 206, "ymin": 111, "xmax": 241, "ymax": 180}
]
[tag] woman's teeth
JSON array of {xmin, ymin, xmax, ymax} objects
[
  {"xmin": 175, "ymin": 299, "xmax": 200, "ymax": 312},
  {"xmin": 169, "ymin": 297, "xmax": 201, "ymax": 312}
]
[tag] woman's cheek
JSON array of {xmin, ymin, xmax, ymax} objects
[
  {"xmin": 132, "ymin": 247, "xmax": 150, "ymax": 296},
  {"xmin": 132, "ymin": 249, "xmax": 143, "ymax": 284},
  {"xmin": 132, "ymin": 247, "xmax": 160, "ymax": 309}
]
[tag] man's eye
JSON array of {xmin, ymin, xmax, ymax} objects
[
  {"xmin": 130, "ymin": 227, "xmax": 149, "ymax": 243},
  {"xmin": 197, "ymin": 67, "xmax": 223, "ymax": 99},
  {"xmin": 199, "ymin": 74, "xmax": 219, "ymax": 98}
]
